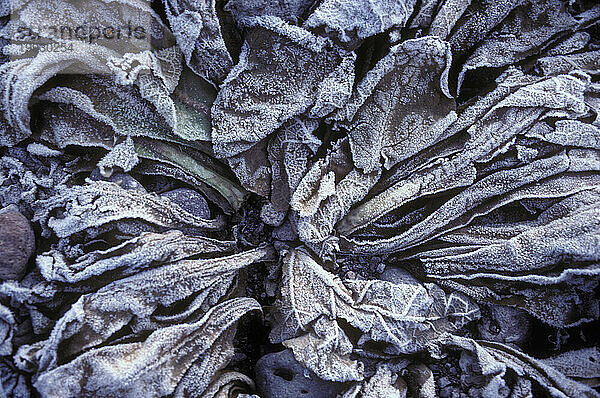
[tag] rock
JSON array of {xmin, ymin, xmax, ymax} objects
[
  {"xmin": 89, "ymin": 169, "xmax": 144, "ymax": 191},
  {"xmin": 0, "ymin": 206, "xmax": 35, "ymax": 280},
  {"xmin": 438, "ymin": 376, "xmax": 451, "ymax": 389},
  {"xmin": 255, "ymin": 349, "xmax": 344, "ymax": 398},
  {"xmin": 272, "ymin": 219, "xmax": 298, "ymax": 241},
  {"xmin": 439, "ymin": 386, "xmax": 454, "ymax": 398},
  {"xmin": 161, "ymin": 188, "xmax": 211, "ymax": 219}
]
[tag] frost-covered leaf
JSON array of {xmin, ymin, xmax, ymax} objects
[
  {"xmin": 34, "ymin": 298, "xmax": 261, "ymax": 398},
  {"xmin": 38, "ymin": 70, "xmax": 214, "ymax": 145},
  {"xmin": 108, "ymin": 46, "xmax": 183, "ymax": 128},
  {"xmin": 337, "ymin": 72, "xmax": 590, "ymax": 246},
  {"xmin": 540, "ymin": 348, "xmax": 600, "ymax": 388},
  {"xmin": 268, "ymin": 116, "xmax": 320, "ymax": 211},
  {"xmin": 271, "ymin": 248, "xmax": 479, "ymax": 357},
  {"xmin": 97, "ymin": 136, "xmax": 139, "ymax": 175},
  {"xmin": 304, "ymin": 0, "xmax": 417, "ymax": 43},
  {"xmin": 0, "ymin": 0, "xmax": 173, "ymax": 146},
  {"xmin": 283, "ymin": 317, "xmax": 363, "ymax": 382},
  {"xmin": 163, "ymin": 0, "xmax": 234, "ymax": 84},
  {"xmin": 429, "ymin": 0, "xmax": 471, "ymax": 40},
  {"xmin": 226, "ymin": 0, "xmax": 315, "ymax": 25},
  {"xmin": 227, "ymin": 139, "xmax": 272, "ymax": 196},
  {"xmin": 0, "ymin": 304, "xmax": 15, "ymax": 357},
  {"xmin": 197, "ymin": 371, "xmax": 256, "ymax": 398},
  {"xmin": 37, "ymin": 230, "xmax": 236, "ymax": 284},
  {"xmin": 537, "ymin": 50, "xmax": 600, "ymax": 76},
  {"xmin": 418, "ymin": 200, "xmax": 600, "ymax": 327},
  {"xmin": 343, "ymin": 364, "xmax": 408, "ymax": 398},
  {"xmin": 0, "ymin": 358, "xmax": 31, "ymax": 398},
  {"xmin": 439, "ymin": 335, "xmax": 600, "ymax": 398},
  {"xmin": 527, "ymin": 120, "xmax": 600, "ymax": 149},
  {"xmin": 34, "ymin": 245, "xmax": 271, "ymax": 373},
  {"xmin": 338, "ymin": 36, "xmax": 455, "ymax": 174},
  {"xmin": 36, "ymin": 180, "xmax": 225, "ymax": 238},
  {"xmin": 421, "ymin": 205, "xmax": 600, "ymax": 278},
  {"xmin": 134, "ymin": 138, "xmax": 247, "ymax": 212},
  {"xmin": 447, "ymin": 0, "xmax": 523, "ymax": 57},
  {"xmin": 457, "ymin": 0, "xmax": 599, "ymax": 90},
  {"xmin": 344, "ymin": 150, "xmax": 600, "ymax": 252},
  {"xmin": 211, "ymin": 16, "xmax": 354, "ymax": 158},
  {"xmin": 292, "ymin": 139, "xmax": 380, "ymax": 245}
]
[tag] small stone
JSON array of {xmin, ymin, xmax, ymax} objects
[
  {"xmin": 273, "ymin": 219, "xmax": 298, "ymax": 241},
  {"xmin": 0, "ymin": 206, "xmax": 35, "ymax": 280},
  {"xmin": 108, "ymin": 174, "xmax": 144, "ymax": 191},
  {"xmin": 440, "ymin": 386, "xmax": 454, "ymax": 398},
  {"xmin": 89, "ymin": 169, "xmax": 144, "ymax": 191},
  {"xmin": 255, "ymin": 349, "xmax": 344, "ymax": 398},
  {"xmin": 161, "ymin": 188, "xmax": 211, "ymax": 219},
  {"xmin": 438, "ymin": 376, "xmax": 451, "ymax": 388}
]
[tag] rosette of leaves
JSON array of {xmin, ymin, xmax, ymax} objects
[{"xmin": 1, "ymin": 0, "xmax": 600, "ymax": 397}]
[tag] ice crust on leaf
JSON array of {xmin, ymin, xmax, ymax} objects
[
  {"xmin": 271, "ymin": 248, "xmax": 479, "ymax": 378},
  {"xmin": 163, "ymin": 0, "xmax": 234, "ymax": 84},
  {"xmin": 304, "ymin": 0, "xmax": 417, "ymax": 43},
  {"xmin": 211, "ymin": 16, "xmax": 354, "ymax": 158},
  {"xmin": 339, "ymin": 36, "xmax": 455, "ymax": 174},
  {"xmin": 36, "ymin": 181, "xmax": 225, "ymax": 238},
  {"xmin": 34, "ymin": 298, "xmax": 261, "ymax": 398}
]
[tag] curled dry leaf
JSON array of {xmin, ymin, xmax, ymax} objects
[
  {"xmin": 338, "ymin": 71, "xmax": 591, "ymax": 249},
  {"xmin": 36, "ymin": 230, "xmax": 236, "ymax": 284},
  {"xmin": 440, "ymin": 335, "xmax": 600, "ymax": 398},
  {"xmin": 540, "ymin": 348, "xmax": 600, "ymax": 388},
  {"xmin": 338, "ymin": 35, "xmax": 455, "ymax": 174},
  {"xmin": 31, "ymin": 245, "xmax": 272, "ymax": 374},
  {"xmin": 0, "ymin": 0, "xmax": 173, "ymax": 146}
]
